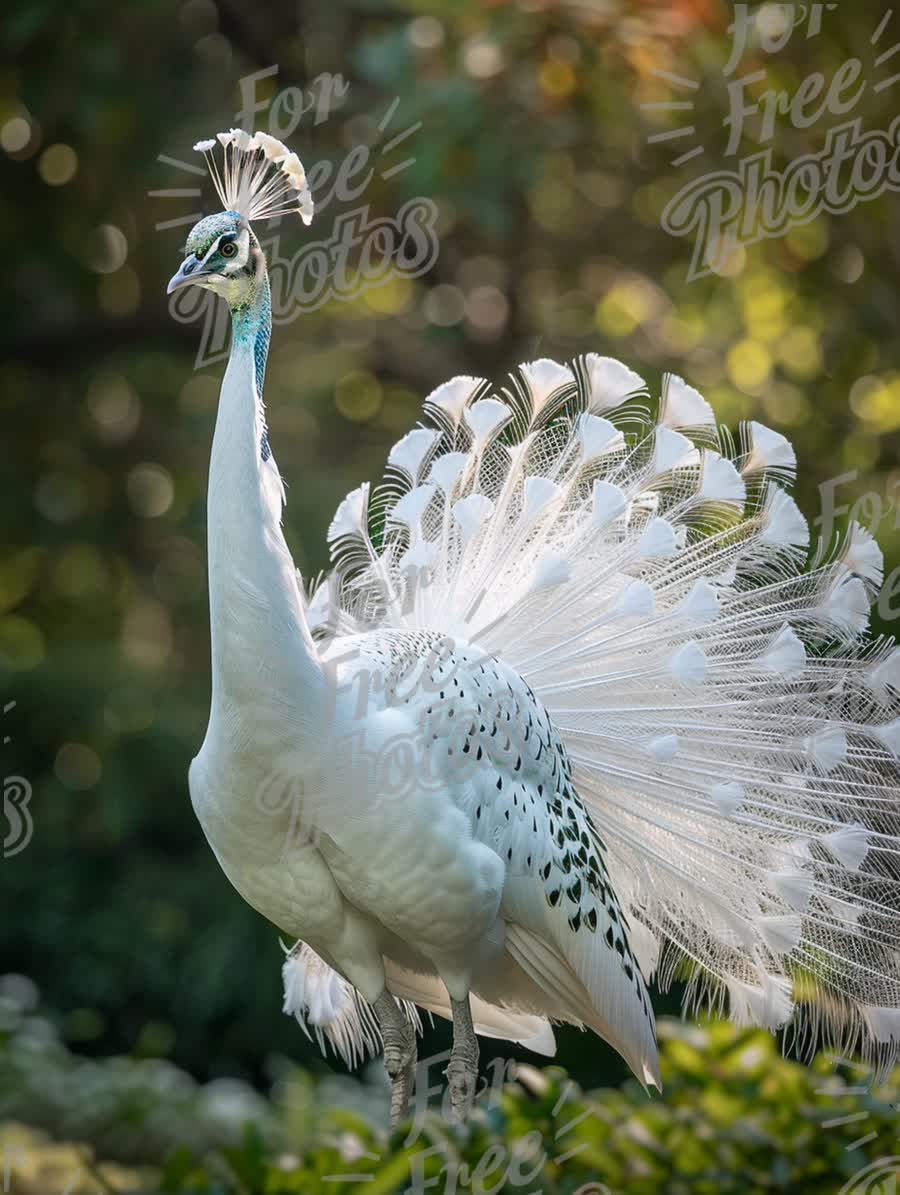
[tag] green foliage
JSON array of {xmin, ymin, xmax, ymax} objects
[
  {"xmin": 0, "ymin": 977, "xmax": 279, "ymax": 1165},
  {"xmin": 3, "ymin": 982, "xmax": 899, "ymax": 1194}
]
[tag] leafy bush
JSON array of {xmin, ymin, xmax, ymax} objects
[
  {"xmin": 3, "ymin": 976, "xmax": 899, "ymax": 1194},
  {"xmin": 0, "ymin": 975, "xmax": 278, "ymax": 1165}
]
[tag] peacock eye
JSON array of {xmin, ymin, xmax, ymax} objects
[{"xmin": 220, "ymin": 240, "xmax": 237, "ymax": 258}]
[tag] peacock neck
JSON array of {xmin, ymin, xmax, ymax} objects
[
  {"xmin": 205, "ymin": 263, "xmax": 322, "ymax": 741},
  {"xmin": 230, "ymin": 270, "xmax": 272, "ymax": 452}
]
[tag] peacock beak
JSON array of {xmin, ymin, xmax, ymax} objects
[{"xmin": 166, "ymin": 254, "xmax": 209, "ymax": 294}]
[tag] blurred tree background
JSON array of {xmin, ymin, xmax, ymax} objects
[{"xmin": 2, "ymin": 0, "xmax": 900, "ymax": 1112}]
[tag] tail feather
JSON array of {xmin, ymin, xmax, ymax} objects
[
  {"xmin": 382, "ymin": 960, "xmax": 557, "ymax": 1057},
  {"xmin": 312, "ymin": 355, "xmax": 900, "ymax": 1079},
  {"xmin": 504, "ymin": 922, "xmax": 660, "ymax": 1089},
  {"xmin": 281, "ymin": 942, "xmax": 557, "ymax": 1067}
]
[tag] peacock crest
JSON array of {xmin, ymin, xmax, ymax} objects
[{"xmin": 192, "ymin": 127, "xmax": 314, "ymax": 227}]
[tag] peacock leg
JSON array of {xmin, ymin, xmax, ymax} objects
[
  {"xmin": 373, "ymin": 990, "xmax": 416, "ymax": 1127},
  {"xmin": 446, "ymin": 995, "xmax": 479, "ymax": 1120}
]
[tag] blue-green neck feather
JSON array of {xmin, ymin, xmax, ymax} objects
[{"xmin": 230, "ymin": 272, "xmax": 273, "ymax": 461}]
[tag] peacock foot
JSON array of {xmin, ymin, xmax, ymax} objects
[
  {"xmin": 445, "ymin": 1054, "xmax": 478, "ymax": 1121},
  {"xmin": 385, "ymin": 1034, "xmax": 416, "ymax": 1127}
]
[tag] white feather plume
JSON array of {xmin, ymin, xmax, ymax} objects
[
  {"xmin": 312, "ymin": 353, "xmax": 900, "ymax": 1081},
  {"xmin": 194, "ymin": 128, "xmax": 314, "ymax": 225}
]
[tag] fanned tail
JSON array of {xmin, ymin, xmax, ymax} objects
[{"xmin": 313, "ymin": 355, "xmax": 900, "ymax": 1078}]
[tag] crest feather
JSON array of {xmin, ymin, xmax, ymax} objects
[{"xmin": 194, "ymin": 128, "xmax": 314, "ymax": 225}]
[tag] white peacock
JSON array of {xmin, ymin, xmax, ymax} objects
[{"xmin": 165, "ymin": 127, "xmax": 900, "ymax": 1127}]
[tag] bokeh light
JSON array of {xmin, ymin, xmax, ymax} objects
[
  {"xmin": 1, "ymin": 116, "xmax": 32, "ymax": 153},
  {"xmin": 38, "ymin": 143, "xmax": 77, "ymax": 185},
  {"xmin": 127, "ymin": 463, "xmax": 175, "ymax": 518},
  {"xmin": 86, "ymin": 224, "xmax": 128, "ymax": 274},
  {"xmin": 55, "ymin": 742, "xmax": 103, "ymax": 790},
  {"xmin": 335, "ymin": 370, "xmax": 382, "ymax": 421}
]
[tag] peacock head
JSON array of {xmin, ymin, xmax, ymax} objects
[
  {"xmin": 167, "ymin": 211, "xmax": 256, "ymax": 303},
  {"xmin": 166, "ymin": 129, "xmax": 313, "ymax": 307}
]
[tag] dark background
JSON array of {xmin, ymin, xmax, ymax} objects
[{"xmin": 3, "ymin": 0, "xmax": 900, "ymax": 1097}]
